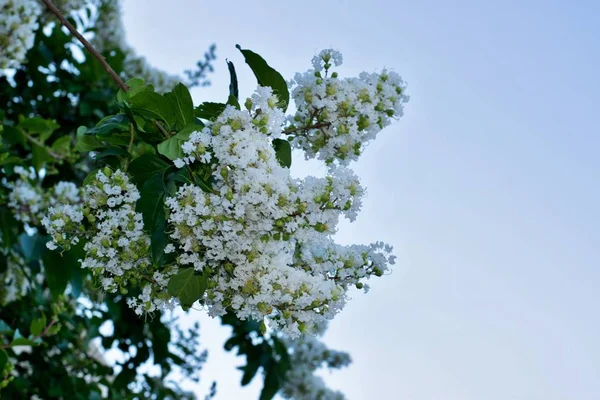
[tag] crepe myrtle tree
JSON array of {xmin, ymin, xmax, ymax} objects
[{"xmin": 0, "ymin": 0, "xmax": 409, "ymax": 399}]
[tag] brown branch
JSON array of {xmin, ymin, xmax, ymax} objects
[
  {"xmin": 22, "ymin": 132, "xmax": 65, "ymax": 160},
  {"xmin": 40, "ymin": 0, "xmax": 129, "ymax": 92}
]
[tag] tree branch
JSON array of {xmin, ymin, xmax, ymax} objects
[{"xmin": 40, "ymin": 0, "xmax": 129, "ymax": 93}]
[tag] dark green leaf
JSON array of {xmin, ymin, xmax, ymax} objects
[
  {"xmin": 136, "ymin": 173, "xmax": 167, "ymax": 234},
  {"xmin": 2, "ymin": 126, "xmax": 26, "ymax": 146},
  {"xmin": 167, "ymin": 269, "xmax": 206, "ymax": 306},
  {"xmin": 19, "ymin": 117, "xmax": 59, "ymax": 142},
  {"xmin": 259, "ymin": 361, "xmax": 281, "ymax": 400},
  {"xmin": 227, "ymin": 95, "xmax": 240, "ymax": 109},
  {"xmin": 94, "ymin": 147, "xmax": 130, "ymax": 160},
  {"xmin": 194, "ymin": 102, "xmax": 226, "ymax": 121},
  {"xmin": 0, "ymin": 207, "xmax": 18, "ymax": 249},
  {"xmin": 11, "ymin": 329, "xmax": 36, "ymax": 346},
  {"xmin": 130, "ymin": 91, "xmax": 176, "ymax": 129},
  {"xmin": 86, "ymin": 114, "xmax": 129, "ymax": 137},
  {"xmin": 128, "ymin": 154, "xmax": 172, "ymax": 186},
  {"xmin": 32, "ymin": 143, "xmax": 52, "ymax": 170},
  {"xmin": 30, "ymin": 315, "xmax": 47, "ymax": 337},
  {"xmin": 117, "ymin": 78, "xmax": 147, "ymax": 103},
  {"xmin": 0, "ymin": 349, "xmax": 8, "ymax": 372},
  {"xmin": 136, "ymin": 173, "xmax": 168, "ymax": 264},
  {"xmin": 241, "ymin": 358, "xmax": 261, "ymax": 386},
  {"xmin": 42, "ymin": 242, "xmax": 82, "ymax": 297},
  {"xmin": 236, "ymin": 45, "xmax": 289, "ymax": 112},
  {"xmin": 227, "ymin": 60, "xmax": 239, "ymax": 99},
  {"xmin": 272, "ymin": 138, "xmax": 292, "ymax": 168},
  {"xmin": 76, "ymin": 126, "xmax": 102, "ymax": 152},
  {"xmin": 165, "ymin": 83, "xmax": 194, "ymax": 129}
]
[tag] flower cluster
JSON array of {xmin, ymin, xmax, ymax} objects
[
  {"xmin": 280, "ymin": 323, "xmax": 351, "ymax": 400},
  {"xmin": 0, "ymin": 249, "xmax": 31, "ymax": 305},
  {"xmin": 287, "ymin": 49, "xmax": 409, "ymax": 164},
  {"xmin": 7, "ymin": 166, "xmax": 81, "ymax": 225},
  {"xmin": 0, "ymin": 0, "xmax": 42, "ymax": 69},
  {"xmin": 165, "ymin": 85, "xmax": 395, "ymax": 337},
  {"xmin": 43, "ymin": 169, "xmax": 176, "ymax": 315},
  {"xmin": 42, "ymin": 49, "xmax": 405, "ymax": 338}
]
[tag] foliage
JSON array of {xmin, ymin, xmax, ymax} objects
[{"xmin": 0, "ymin": 1, "xmax": 408, "ymax": 399}]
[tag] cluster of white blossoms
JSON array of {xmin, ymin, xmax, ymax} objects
[
  {"xmin": 0, "ymin": 0, "xmax": 42, "ymax": 69},
  {"xmin": 41, "ymin": 49, "xmax": 405, "ymax": 338},
  {"xmin": 280, "ymin": 323, "xmax": 351, "ymax": 400},
  {"xmin": 287, "ymin": 49, "xmax": 410, "ymax": 164},
  {"xmin": 166, "ymin": 84, "xmax": 395, "ymax": 337},
  {"xmin": 7, "ymin": 166, "xmax": 81, "ymax": 225},
  {"xmin": 42, "ymin": 169, "xmax": 177, "ymax": 315},
  {"xmin": 0, "ymin": 249, "xmax": 31, "ymax": 306}
]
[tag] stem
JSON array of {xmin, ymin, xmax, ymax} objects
[
  {"xmin": 23, "ymin": 132, "xmax": 65, "ymax": 160},
  {"xmin": 0, "ymin": 319, "xmax": 58, "ymax": 349},
  {"xmin": 153, "ymin": 119, "xmax": 171, "ymax": 138},
  {"xmin": 40, "ymin": 0, "xmax": 129, "ymax": 92},
  {"xmin": 282, "ymin": 122, "xmax": 330, "ymax": 135},
  {"xmin": 124, "ymin": 123, "xmax": 135, "ymax": 171}
]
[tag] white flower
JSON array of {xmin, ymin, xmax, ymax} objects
[{"xmin": 0, "ymin": 0, "xmax": 42, "ymax": 69}]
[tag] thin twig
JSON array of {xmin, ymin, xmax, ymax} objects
[
  {"xmin": 282, "ymin": 122, "xmax": 330, "ymax": 135},
  {"xmin": 22, "ymin": 132, "xmax": 65, "ymax": 160},
  {"xmin": 40, "ymin": 0, "xmax": 129, "ymax": 92}
]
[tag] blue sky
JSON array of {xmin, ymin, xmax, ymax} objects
[{"xmin": 122, "ymin": 1, "xmax": 600, "ymax": 398}]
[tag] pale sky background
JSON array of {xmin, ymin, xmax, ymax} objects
[{"xmin": 120, "ymin": 1, "xmax": 600, "ymax": 399}]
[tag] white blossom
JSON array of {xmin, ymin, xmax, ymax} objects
[{"xmin": 0, "ymin": 0, "xmax": 42, "ymax": 69}]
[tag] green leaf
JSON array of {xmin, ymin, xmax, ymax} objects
[
  {"xmin": 83, "ymin": 168, "xmax": 102, "ymax": 186},
  {"xmin": 227, "ymin": 95, "xmax": 240, "ymax": 110},
  {"xmin": 43, "ymin": 245, "xmax": 75, "ymax": 297},
  {"xmin": 11, "ymin": 329, "xmax": 35, "ymax": 346},
  {"xmin": 130, "ymin": 91, "xmax": 176, "ymax": 129},
  {"xmin": 94, "ymin": 147, "xmax": 130, "ymax": 160},
  {"xmin": 46, "ymin": 323, "xmax": 61, "ymax": 336},
  {"xmin": 2, "ymin": 126, "xmax": 26, "ymax": 146},
  {"xmin": 241, "ymin": 358, "xmax": 261, "ymax": 386},
  {"xmin": 19, "ymin": 233, "xmax": 46, "ymax": 261},
  {"xmin": 136, "ymin": 173, "xmax": 168, "ymax": 264},
  {"xmin": 136, "ymin": 173, "xmax": 167, "ymax": 234},
  {"xmin": 272, "ymin": 138, "xmax": 292, "ymax": 168},
  {"xmin": 259, "ymin": 360, "xmax": 281, "ymax": 400},
  {"xmin": 19, "ymin": 117, "xmax": 59, "ymax": 142},
  {"xmin": 236, "ymin": 45, "xmax": 289, "ymax": 112},
  {"xmin": 167, "ymin": 268, "xmax": 206, "ymax": 306},
  {"xmin": 117, "ymin": 78, "xmax": 147, "ymax": 102},
  {"xmin": 227, "ymin": 60, "xmax": 239, "ymax": 99},
  {"xmin": 32, "ymin": 143, "xmax": 52, "ymax": 170},
  {"xmin": 192, "ymin": 172, "xmax": 215, "ymax": 194},
  {"xmin": 51, "ymin": 135, "xmax": 72, "ymax": 152},
  {"xmin": 86, "ymin": 114, "xmax": 130, "ymax": 137},
  {"xmin": 165, "ymin": 83, "xmax": 194, "ymax": 129},
  {"xmin": 76, "ymin": 126, "xmax": 102, "ymax": 152},
  {"xmin": 194, "ymin": 102, "xmax": 226, "ymax": 121},
  {"xmin": 157, "ymin": 125, "xmax": 196, "ymax": 161},
  {"xmin": 0, "ymin": 349, "xmax": 7, "ymax": 373},
  {"xmin": 30, "ymin": 315, "xmax": 47, "ymax": 337},
  {"xmin": 0, "ymin": 207, "xmax": 18, "ymax": 250},
  {"xmin": 129, "ymin": 154, "xmax": 172, "ymax": 186}
]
